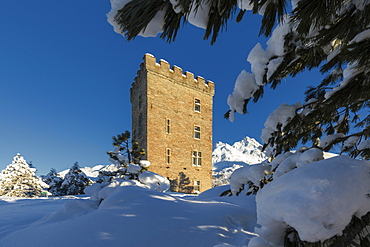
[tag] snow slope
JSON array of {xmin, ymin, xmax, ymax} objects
[
  {"xmin": 0, "ymin": 196, "xmax": 80, "ymax": 240},
  {"xmin": 0, "ymin": 185, "xmax": 257, "ymax": 247},
  {"xmin": 1, "ymin": 138, "xmax": 369, "ymax": 247}
]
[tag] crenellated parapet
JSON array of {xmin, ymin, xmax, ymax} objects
[
  {"xmin": 130, "ymin": 53, "xmax": 214, "ymax": 193},
  {"xmin": 133, "ymin": 53, "xmax": 215, "ymax": 96}
]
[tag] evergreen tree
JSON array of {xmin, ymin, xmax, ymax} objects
[
  {"xmin": 60, "ymin": 162, "xmax": 92, "ymax": 195},
  {"xmin": 0, "ymin": 153, "xmax": 48, "ymax": 197},
  {"xmin": 42, "ymin": 168, "xmax": 63, "ymax": 196},
  {"xmin": 107, "ymin": 131, "xmax": 145, "ymax": 165},
  {"xmin": 102, "ymin": 131, "xmax": 148, "ymax": 182},
  {"xmin": 109, "ymin": 0, "xmax": 370, "ymax": 160}
]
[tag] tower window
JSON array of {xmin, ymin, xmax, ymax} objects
[
  {"xmin": 194, "ymin": 126, "xmax": 201, "ymax": 139},
  {"xmin": 194, "ymin": 181, "xmax": 201, "ymax": 193},
  {"xmin": 166, "ymin": 119, "xmax": 171, "ymax": 134},
  {"xmin": 192, "ymin": 151, "xmax": 202, "ymax": 166},
  {"xmin": 194, "ymin": 99, "xmax": 201, "ymax": 112},
  {"xmin": 166, "ymin": 148, "xmax": 171, "ymax": 164}
]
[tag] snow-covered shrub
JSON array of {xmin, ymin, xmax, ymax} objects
[
  {"xmin": 249, "ymin": 156, "xmax": 370, "ymax": 246},
  {"xmin": 42, "ymin": 168, "xmax": 64, "ymax": 196},
  {"xmin": 0, "ymin": 153, "xmax": 48, "ymax": 197},
  {"xmin": 107, "ymin": 131, "xmax": 145, "ymax": 166},
  {"xmin": 97, "ymin": 160, "xmax": 153, "ymax": 183},
  {"xmin": 60, "ymin": 162, "xmax": 92, "ymax": 195},
  {"xmin": 138, "ymin": 171, "xmax": 170, "ymax": 192},
  {"xmin": 226, "ymin": 148, "xmax": 325, "ymax": 196},
  {"xmin": 271, "ymin": 147, "xmax": 324, "ymax": 179},
  {"xmin": 102, "ymin": 131, "xmax": 148, "ymax": 182},
  {"xmin": 223, "ymin": 145, "xmax": 370, "ymax": 246},
  {"xmin": 84, "ymin": 171, "xmax": 170, "ymax": 203},
  {"xmin": 229, "ymin": 163, "xmax": 271, "ymax": 196}
]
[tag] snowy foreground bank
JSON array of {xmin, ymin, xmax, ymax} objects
[
  {"xmin": 0, "ymin": 185, "xmax": 257, "ymax": 247},
  {"xmin": 1, "ymin": 155, "xmax": 370, "ymax": 247}
]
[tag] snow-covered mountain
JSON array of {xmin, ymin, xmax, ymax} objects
[
  {"xmin": 58, "ymin": 164, "xmax": 120, "ymax": 181},
  {"xmin": 212, "ymin": 137, "xmax": 267, "ymax": 187},
  {"xmin": 56, "ymin": 137, "xmax": 267, "ymax": 187},
  {"xmin": 213, "ymin": 136, "xmax": 267, "ymax": 166}
]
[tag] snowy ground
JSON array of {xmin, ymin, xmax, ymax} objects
[
  {"xmin": 2, "ymin": 140, "xmax": 369, "ymax": 247},
  {"xmin": 0, "ymin": 186, "xmax": 257, "ymax": 247}
]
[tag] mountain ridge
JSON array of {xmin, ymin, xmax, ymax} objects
[{"xmin": 213, "ymin": 136, "xmax": 267, "ymax": 167}]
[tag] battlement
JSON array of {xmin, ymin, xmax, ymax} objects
[
  {"xmin": 134, "ymin": 53, "xmax": 215, "ymax": 96},
  {"xmin": 130, "ymin": 53, "xmax": 214, "ymax": 193}
]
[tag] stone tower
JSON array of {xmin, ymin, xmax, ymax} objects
[{"xmin": 130, "ymin": 54, "xmax": 215, "ymax": 193}]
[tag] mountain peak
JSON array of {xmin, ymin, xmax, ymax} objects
[{"xmin": 213, "ymin": 136, "xmax": 267, "ymax": 165}]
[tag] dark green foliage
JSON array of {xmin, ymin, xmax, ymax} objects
[
  {"xmin": 60, "ymin": 162, "xmax": 92, "ymax": 195},
  {"xmin": 103, "ymin": 131, "xmax": 147, "ymax": 182},
  {"xmin": 113, "ymin": 0, "xmax": 286, "ymax": 44},
  {"xmin": 285, "ymin": 211, "xmax": 370, "ymax": 247},
  {"xmin": 259, "ymin": 3, "xmax": 370, "ymax": 158},
  {"xmin": 114, "ymin": 0, "xmax": 169, "ymax": 41},
  {"xmin": 259, "ymin": 0, "xmax": 287, "ymax": 36},
  {"xmin": 219, "ymin": 189, "xmax": 232, "ymax": 197},
  {"xmin": 220, "ymin": 172, "xmax": 273, "ymax": 197},
  {"xmin": 42, "ymin": 168, "xmax": 63, "ymax": 196},
  {"xmin": 107, "ymin": 131, "xmax": 145, "ymax": 165}
]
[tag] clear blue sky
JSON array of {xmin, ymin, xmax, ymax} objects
[{"xmin": 0, "ymin": 1, "xmax": 321, "ymax": 175}]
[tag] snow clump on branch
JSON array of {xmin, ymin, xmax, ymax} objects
[
  {"xmin": 227, "ymin": 20, "xmax": 292, "ymax": 120},
  {"xmin": 108, "ymin": 0, "xmax": 211, "ymax": 38},
  {"xmin": 107, "ymin": 0, "xmax": 132, "ymax": 34},
  {"xmin": 107, "ymin": 0, "xmax": 165, "ymax": 37},
  {"xmin": 250, "ymin": 156, "xmax": 370, "ymax": 246},
  {"xmin": 261, "ymin": 102, "xmax": 302, "ymax": 144}
]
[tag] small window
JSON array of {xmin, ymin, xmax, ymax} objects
[
  {"xmin": 192, "ymin": 151, "xmax": 202, "ymax": 166},
  {"xmin": 194, "ymin": 99, "xmax": 201, "ymax": 112},
  {"xmin": 194, "ymin": 126, "xmax": 201, "ymax": 139},
  {"xmin": 166, "ymin": 148, "xmax": 171, "ymax": 164},
  {"xmin": 166, "ymin": 119, "xmax": 171, "ymax": 134},
  {"xmin": 194, "ymin": 181, "xmax": 201, "ymax": 193}
]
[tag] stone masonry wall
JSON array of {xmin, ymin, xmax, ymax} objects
[{"xmin": 131, "ymin": 54, "xmax": 214, "ymax": 193}]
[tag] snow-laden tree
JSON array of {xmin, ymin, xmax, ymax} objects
[
  {"xmin": 108, "ymin": 0, "xmax": 370, "ymax": 160},
  {"xmin": 107, "ymin": 131, "xmax": 145, "ymax": 165},
  {"xmin": 94, "ymin": 132, "xmax": 169, "ymax": 194},
  {"xmin": 107, "ymin": 1, "xmax": 370, "ymax": 245},
  {"xmin": 102, "ymin": 131, "xmax": 148, "ymax": 182},
  {"xmin": 60, "ymin": 162, "xmax": 92, "ymax": 195},
  {"xmin": 0, "ymin": 153, "xmax": 48, "ymax": 197},
  {"xmin": 42, "ymin": 168, "xmax": 64, "ymax": 196}
]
